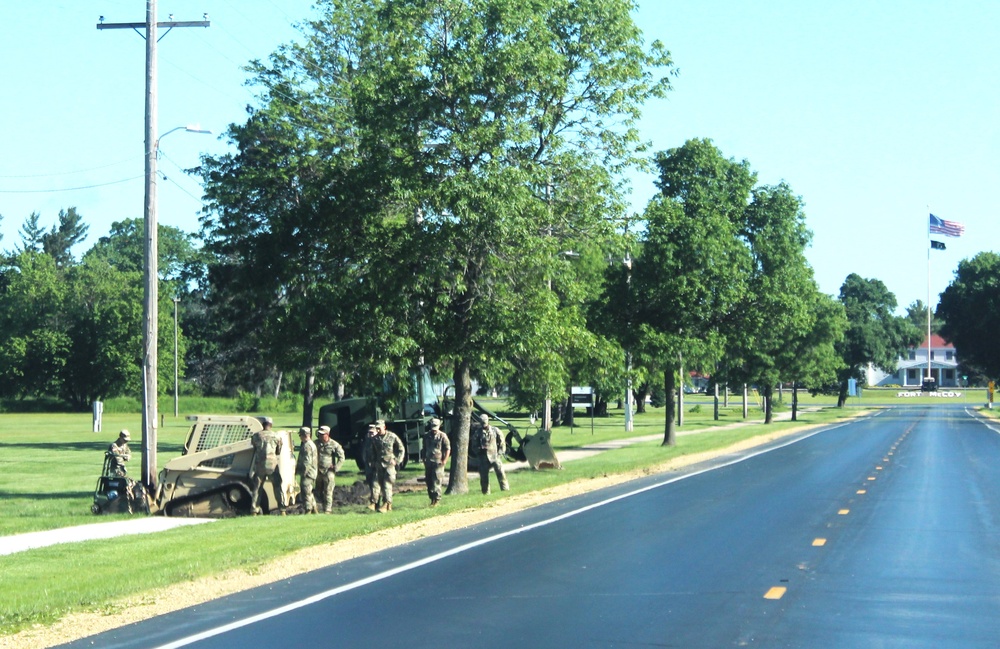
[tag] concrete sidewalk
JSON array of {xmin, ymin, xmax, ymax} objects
[{"xmin": 0, "ymin": 517, "xmax": 215, "ymax": 556}]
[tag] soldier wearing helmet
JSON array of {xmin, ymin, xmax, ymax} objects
[
  {"xmin": 106, "ymin": 429, "xmax": 132, "ymax": 477},
  {"xmin": 366, "ymin": 420, "xmax": 404, "ymax": 512},
  {"xmin": 421, "ymin": 418, "xmax": 451, "ymax": 507},
  {"xmin": 471, "ymin": 413, "xmax": 509, "ymax": 494},
  {"xmin": 314, "ymin": 425, "xmax": 345, "ymax": 513},
  {"xmin": 295, "ymin": 427, "xmax": 318, "ymax": 514}
]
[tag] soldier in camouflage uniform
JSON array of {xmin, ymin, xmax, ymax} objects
[
  {"xmin": 295, "ymin": 427, "xmax": 318, "ymax": 514},
  {"xmin": 314, "ymin": 425, "xmax": 345, "ymax": 513},
  {"xmin": 106, "ymin": 429, "xmax": 132, "ymax": 477},
  {"xmin": 362, "ymin": 423, "xmax": 378, "ymax": 491},
  {"xmin": 471, "ymin": 413, "xmax": 509, "ymax": 494},
  {"xmin": 250, "ymin": 417, "xmax": 286, "ymax": 515},
  {"xmin": 421, "ymin": 417, "xmax": 451, "ymax": 507},
  {"xmin": 366, "ymin": 419, "xmax": 404, "ymax": 512}
]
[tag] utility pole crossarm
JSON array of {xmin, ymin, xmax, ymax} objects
[{"xmin": 97, "ymin": 21, "xmax": 210, "ymax": 30}]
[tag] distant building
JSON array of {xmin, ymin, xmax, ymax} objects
[{"xmin": 868, "ymin": 334, "xmax": 960, "ymax": 388}]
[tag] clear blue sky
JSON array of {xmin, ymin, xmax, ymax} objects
[{"xmin": 2, "ymin": 1, "xmax": 997, "ymax": 312}]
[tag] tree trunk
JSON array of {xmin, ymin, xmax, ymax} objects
[
  {"xmin": 792, "ymin": 383, "xmax": 798, "ymax": 422},
  {"xmin": 713, "ymin": 383, "xmax": 720, "ymax": 420},
  {"xmin": 636, "ymin": 383, "xmax": 649, "ymax": 414},
  {"xmin": 446, "ymin": 359, "xmax": 472, "ymax": 494},
  {"xmin": 662, "ymin": 366, "xmax": 676, "ymax": 446},
  {"xmin": 335, "ymin": 371, "xmax": 346, "ymax": 401},
  {"xmin": 301, "ymin": 367, "xmax": 315, "ymax": 428},
  {"xmin": 552, "ymin": 399, "xmax": 566, "ymax": 427},
  {"xmin": 763, "ymin": 383, "xmax": 774, "ymax": 424},
  {"xmin": 562, "ymin": 396, "xmax": 575, "ymax": 427},
  {"xmin": 273, "ymin": 371, "xmax": 283, "ymax": 399},
  {"xmin": 837, "ymin": 379, "xmax": 849, "ymax": 408},
  {"xmin": 595, "ymin": 397, "xmax": 608, "ymax": 417}
]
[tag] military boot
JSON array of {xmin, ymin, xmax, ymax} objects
[{"xmin": 385, "ymin": 502, "xmax": 393, "ymax": 512}]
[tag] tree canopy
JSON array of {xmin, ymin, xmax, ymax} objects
[
  {"xmin": 834, "ymin": 273, "xmax": 921, "ymax": 406},
  {"xmin": 197, "ymin": 0, "xmax": 673, "ymax": 488},
  {"xmin": 937, "ymin": 252, "xmax": 1000, "ymax": 380}
]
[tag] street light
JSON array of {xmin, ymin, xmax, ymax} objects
[
  {"xmin": 173, "ymin": 295, "xmax": 180, "ymax": 418},
  {"xmin": 141, "ymin": 124, "xmax": 211, "ymax": 490},
  {"xmin": 623, "ymin": 252, "xmax": 634, "ymax": 433}
]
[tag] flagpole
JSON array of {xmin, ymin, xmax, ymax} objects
[
  {"xmin": 927, "ymin": 242, "xmax": 932, "ymax": 385},
  {"xmin": 927, "ymin": 210, "xmax": 932, "ymax": 386}
]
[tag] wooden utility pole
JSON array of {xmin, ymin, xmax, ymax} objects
[{"xmin": 98, "ymin": 4, "xmax": 209, "ymax": 491}]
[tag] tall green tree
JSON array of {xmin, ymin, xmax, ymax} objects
[
  {"xmin": 905, "ymin": 299, "xmax": 942, "ymax": 337},
  {"xmin": 723, "ymin": 183, "xmax": 823, "ymax": 423},
  {"xmin": 0, "ymin": 251, "xmax": 69, "ymax": 399},
  {"xmin": 60, "ymin": 257, "xmax": 148, "ymax": 408},
  {"xmin": 200, "ymin": 0, "xmax": 672, "ymax": 487},
  {"xmin": 630, "ymin": 139, "xmax": 754, "ymax": 445},
  {"xmin": 937, "ymin": 252, "xmax": 1000, "ymax": 380},
  {"xmin": 41, "ymin": 207, "xmax": 89, "ymax": 268},
  {"xmin": 17, "ymin": 212, "xmax": 45, "ymax": 253},
  {"xmin": 835, "ymin": 273, "xmax": 921, "ymax": 406}
]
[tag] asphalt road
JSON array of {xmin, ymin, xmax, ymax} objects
[{"xmin": 62, "ymin": 405, "xmax": 1000, "ymax": 649}]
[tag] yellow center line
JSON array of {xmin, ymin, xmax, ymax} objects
[
  {"xmin": 764, "ymin": 586, "xmax": 787, "ymax": 600},
  {"xmin": 838, "ymin": 509, "xmax": 850, "ymax": 515},
  {"xmin": 812, "ymin": 538, "xmax": 827, "ymax": 546},
  {"xmin": 857, "ymin": 489, "xmax": 867, "ymax": 494},
  {"xmin": 867, "ymin": 476, "xmax": 877, "ymax": 481}
]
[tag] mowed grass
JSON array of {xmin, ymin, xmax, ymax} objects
[{"xmin": 0, "ymin": 399, "xmax": 883, "ymax": 636}]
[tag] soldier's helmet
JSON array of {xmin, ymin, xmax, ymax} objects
[
  {"xmin": 318, "ymin": 425, "xmax": 331, "ymax": 436},
  {"xmin": 298, "ymin": 426, "xmax": 311, "ymax": 436},
  {"xmin": 429, "ymin": 418, "xmax": 442, "ymax": 430},
  {"xmin": 261, "ymin": 416, "xmax": 274, "ymax": 426},
  {"xmin": 119, "ymin": 429, "xmax": 131, "ymax": 440},
  {"xmin": 479, "ymin": 414, "xmax": 489, "ymax": 424}
]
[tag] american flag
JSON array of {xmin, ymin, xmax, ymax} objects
[{"xmin": 929, "ymin": 213, "xmax": 965, "ymax": 237}]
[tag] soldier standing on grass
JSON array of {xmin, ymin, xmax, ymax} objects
[
  {"xmin": 366, "ymin": 420, "xmax": 404, "ymax": 512},
  {"xmin": 295, "ymin": 427, "xmax": 318, "ymax": 514},
  {"xmin": 250, "ymin": 417, "xmax": 286, "ymax": 515},
  {"xmin": 471, "ymin": 414, "xmax": 509, "ymax": 494},
  {"xmin": 315, "ymin": 425, "xmax": 345, "ymax": 513},
  {"xmin": 421, "ymin": 418, "xmax": 451, "ymax": 507}
]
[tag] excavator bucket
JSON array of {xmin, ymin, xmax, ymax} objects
[{"xmin": 520, "ymin": 429, "xmax": 561, "ymax": 470}]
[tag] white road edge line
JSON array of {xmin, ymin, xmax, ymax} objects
[
  {"xmin": 152, "ymin": 421, "xmax": 849, "ymax": 649},
  {"xmin": 967, "ymin": 407, "xmax": 1000, "ymax": 434}
]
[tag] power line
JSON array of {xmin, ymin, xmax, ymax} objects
[
  {"xmin": 0, "ymin": 156, "xmax": 142, "ymax": 179},
  {"xmin": 0, "ymin": 175, "xmax": 144, "ymax": 193}
]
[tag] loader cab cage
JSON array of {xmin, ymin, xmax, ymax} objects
[{"xmin": 184, "ymin": 418, "xmax": 257, "ymax": 469}]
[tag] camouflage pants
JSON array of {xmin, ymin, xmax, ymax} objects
[
  {"xmin": 478, "ymin": 458, "xmax": 509, "ymax": 494},
  {"xmin": 423, "ymin": 461, "xmax": 446, "ymax": 502},
  {"xmin": 370, "ymin": 465, "xmax": 396, "ymax": 506},
  {"xmin": 250, "ymin": 470, "xmax": 286, "ymax": 514},
  {"xmin": 299, "ymin": 474, "xmax": 316, "ymax": 513},
  {"xmin": 315, "ymin": 469, "xmax": 336, "ymax": 513}
]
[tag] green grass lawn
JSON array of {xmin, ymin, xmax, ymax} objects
[{"xmin": 0, "ymin": 397, "xmax": 949, "ymax": 636}]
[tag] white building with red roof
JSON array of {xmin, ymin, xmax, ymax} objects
[{"xmin": 869, "ymin": 333, "xmax": 961, "ymax": 388}]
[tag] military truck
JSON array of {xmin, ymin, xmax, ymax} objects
[
  {"xmin": 318, "ymin": 376, "xmax": 560, "ymax": 472},
  {"xmin": 151, "ymin": 415, "xmax": 296, "ymax": 517}
]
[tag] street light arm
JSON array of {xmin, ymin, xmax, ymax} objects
[{"xmin": 154, "ymin": 125, "xmax": 212, "ymax": 151}]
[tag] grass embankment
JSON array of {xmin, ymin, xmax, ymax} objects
[{"xmin": 1, "ymin": 400, "xmax": 854, "ymax": 636}]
